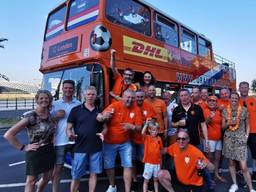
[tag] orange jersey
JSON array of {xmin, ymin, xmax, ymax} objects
[
  {"xmin": 131, "ymin": 102, "xmax": 156, "ymax": 144},
  {"xmin": 145, "ymin": 98, "xmax": 167, "ymax": 133},
  {"xmin": 203, "ymin": 108, "xmax": 222, "ymax": 140},
  {"xmin": 111, "ymin": 73, "xmax": 137, "ymax": 102},
  {"xmin": 143, "ymin": 135, "xmax": 163, "ymax": 164},
  {"xmin": 103, "ymin": 101, "xmax": 142, "ymax": 144},
  {"xmin": 217, "ymin": 99, "xmax": 230, "ymax": 109},
  {"xmin": 167, "ymin": 143, "xmax": 209, "ymax": 186},
  {"xmin": 240, "ymin": 97, "xmax": 256, "ymax": 133},
  {"xmin": 198, "ymin": 100, "xmax": 208, "ymax": 110}
]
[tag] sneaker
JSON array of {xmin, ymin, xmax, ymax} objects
[
  {"xmin": 229, "ymin": 184, "xmax": 238, "ymax": 192},
  {"xmin": 252, "ymin": 171, "xmax": 256, "ymax": 182},
  {"xmin": 106, "ymin": 185, "xmax": 117, "ymax": 192},
  {"xmin": 250, "ymin": 189, "xmax": 256, "ymax": 192}
]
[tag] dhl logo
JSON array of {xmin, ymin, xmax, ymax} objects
[{"xmin": 123, "ymin": 36, "xmax": 172, "ymax": 62}]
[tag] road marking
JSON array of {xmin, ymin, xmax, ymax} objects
[
  {"xmin": 9, "ymin": 161, "xmax": 25, "ymax": 167},
  {"xmin": 0, "ymin": 176, "xmax": 124, "ymax": 188}
]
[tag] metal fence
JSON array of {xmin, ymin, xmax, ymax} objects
[{"xmin": 0, "ymin": 98, "xmax": 35, "ymax": 111}]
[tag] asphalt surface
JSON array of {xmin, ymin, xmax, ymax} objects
[{"xmin": 0, "ymin": 130, "xmax": 255, "ymax": 192}]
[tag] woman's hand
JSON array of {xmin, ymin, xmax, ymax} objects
[{"xmin": 24, "ymin": 143, "xmax": 40, "ymax": 152}]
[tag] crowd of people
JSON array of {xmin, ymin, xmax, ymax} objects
[{"xmin": 3, "ymin": 50, "xmax": 256, "ymax": 192}]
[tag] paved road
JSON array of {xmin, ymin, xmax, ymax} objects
[{"xmin": 0, "ymin": 130, "xmax": 255, "ymax": 192}]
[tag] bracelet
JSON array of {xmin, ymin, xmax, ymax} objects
[{"xmin": 20, "ymin": 144, "xmax": 25, "ymax": 151}]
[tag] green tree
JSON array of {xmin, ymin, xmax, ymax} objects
[{"xmin": 251, "ymin": 79, "xmax": 256, "ymax": 93}]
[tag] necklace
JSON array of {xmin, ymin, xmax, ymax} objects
[{"xmin": 227, "ymin": 105, "xmax": 242, "ymax": 131}]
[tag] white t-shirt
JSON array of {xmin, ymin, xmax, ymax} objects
[{"xmin": 51, "ymin": 98, "xmax": 81, "ymax": 146}]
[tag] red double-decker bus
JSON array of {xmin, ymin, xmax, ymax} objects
[{"xmin": 40, "ymin": 0, "xmax": 236, "ymax": 106}]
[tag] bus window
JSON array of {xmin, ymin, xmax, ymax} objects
[
  {"xmin": 154, "ymin": 14, "xmax": 178, "ymax": 47},
  {"xmin": 67, "ymin": 0, "xmax": 99, "ymax": 30},
  {"xmin": 45, "ymin": 5, "xmax": 66, "ymax": 41},
  {"xmin": 41, "ymin": 64, "xmax": 104, "ymax": 108},
  {"xmin": 106, "ymin": 0, "xmax": 150, "ymax": 36},
  {"xmin": 180, "ymin": 28, "xmax": 197, "ymax": 54},
  {"xmin": 199, "ymin": 37, "xmax": 212, "ymax": 60}
]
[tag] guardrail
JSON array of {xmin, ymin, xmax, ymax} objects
[{"xmin": 0, "ymin": 98, "xmax": 35, "ymax": 111}]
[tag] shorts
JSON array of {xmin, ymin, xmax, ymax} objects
[
  {"xmin": 71, "ymin": 152, "xmax": 102, "ymax": 179},
  {"xmin": 103, "ymin": 141, "xmax": 132, "ymax": 169},
  {"xmin": 26, "ymin": 144, "xmax": 55, "ymax": 176},
  {"xmin": 248, "ymin": 133, "xmax": 256, "ymax": 159},
  {"xmin": 143, "ymin": 163, "xmax": 160, "ymax": 180},
  {"xmin": 55, "ymin": 144, "xmax": 73, "ymax": 165},
  {"xmin": 205, "ymin": 140, "xmax": 222, "ymax": 153},
  {"xmin": 132, "ymin": 143, "xmax": 144, "ymax": 161},
  {"xmin": 169, "ymin": 169, "xmax": 203, "ymax": 192}
]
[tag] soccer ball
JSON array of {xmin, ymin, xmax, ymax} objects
[{"xmin": 90, "ymin": 25, "xmax": 112, "ymax": 51}]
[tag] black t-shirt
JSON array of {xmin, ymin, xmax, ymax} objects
[
  {"xmin": 172, "ymin": 104, "xmax": 205, "ymax": 146},
  {"xmin": 67, "ymin": 104, "xmax": 103, "ymax": 153}
]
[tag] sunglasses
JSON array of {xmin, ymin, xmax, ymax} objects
[{"xmin": 176, "ymin": 137, "xmax": 187, "ymax": 141}]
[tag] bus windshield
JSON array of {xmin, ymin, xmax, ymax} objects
[{"xmin": 41, "ymin": 64, "xmax": 104, "ymax": 107}]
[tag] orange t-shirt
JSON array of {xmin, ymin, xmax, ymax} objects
[
  {"xmin": 145, "ymin": 98, "xmax": 167, "ymax": 133},
  {"xmin": 143, "ymin": 135, "xmax": 163, "ymax": 164},
  {"xmin": 198, "ymin": 100, "xmax": 208, "ymax": 110},
  {"xmin": 167, "ymin": 143, "xmax": 209, "ymax": 186},
  {"xmin": 103, "ymin": 101, "xmax": 142, "ymax": 144},
  {"xmin": 203, "ymin": 107, "xmax": 222, "ymax": 140},
  {"xmin": 240, "ymin": 97, "xmax": 256, "ymax": 133},
  {"xmin": 217, "ymin": 99, "xmax": 229, "ymax": 109},
  {"xmin": 131, "ymin": 102, "xmax": 156, "ymax": 144},
  {"xmin": 111, "ymin": 73, "xmax": 137, "ymax": 103}
]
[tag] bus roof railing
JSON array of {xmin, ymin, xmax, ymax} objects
[{"xmin": 214, "ymin": 53, "xmax": 236, "ymax": 70}]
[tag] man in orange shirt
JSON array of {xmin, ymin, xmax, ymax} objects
[
  {"xmin": 101, "ymin": 90, "xmax": 142, "ymax": 192},
  {"xmin": 217, "ymin": 87, "xmax": 230, "ymax": 110},
  {"xmin": 203, "ymin": 95, "xmax": 225, "ymax": 182},
  {"xmin": 199, "ymin": 87, "xmax": 209, "ymax": 109},
  {"xmin": 158, "ymin": 130, "xmax": 214, "ymax": 192},
  {"xmin": 109, "ymin": 49, "xmax": 137, "ymax": 102},
  {"xmin": 239, "ymin": 81, "xmax": 256, "ymax": 182},
  {"xmin": 131, "ymin": 90, "xmax": 156, "ymax": 190},
  {"xmin": 145, "ymin": 85, "xmax": 167, "ymax": 139}
]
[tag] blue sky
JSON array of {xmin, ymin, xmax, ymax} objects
[{"xmin": 1, "ymin": 0, "xmax": 255, "ymax": 87}]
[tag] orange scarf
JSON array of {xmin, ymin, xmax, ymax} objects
[{"xmin": 227, "ymin": 104, "xmax": 242, "ymax": 131}]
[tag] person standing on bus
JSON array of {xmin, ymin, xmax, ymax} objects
[
  {"xmin": 51, "ymin": 80, "xmax": 81, "ymax": 192},
  {"xmin": 4, "ymin": 90, "xmax": 55, "ymax": 192},
  {"xmin": 131, "ymin": 89, "xmax": 156, "ymax": 191},
  {"xmin": 136, "ymin": 71, "xmax": 156, "ymax": 97},
  {"xmin": 66, "ymin": 86, "xmax": 104, "ymax": 192},
  {"xmin": 102, "ymin": 90, "xmax": 142, "ymax": 192},
  {"xmin": 109, "ymin": 49, "xmax": 137, "ymax": 102},
  {"xmin": 145, "ymin": 85, "xmax": 168, "ymax": 140},
  {"xmin": 239, "ymin": 81, "xmax": 256, "ymax": 182}
]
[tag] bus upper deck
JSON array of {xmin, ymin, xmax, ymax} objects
[{"xmin": 40, "ymin": 0, "xmax": 236, "ymax": 104}]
